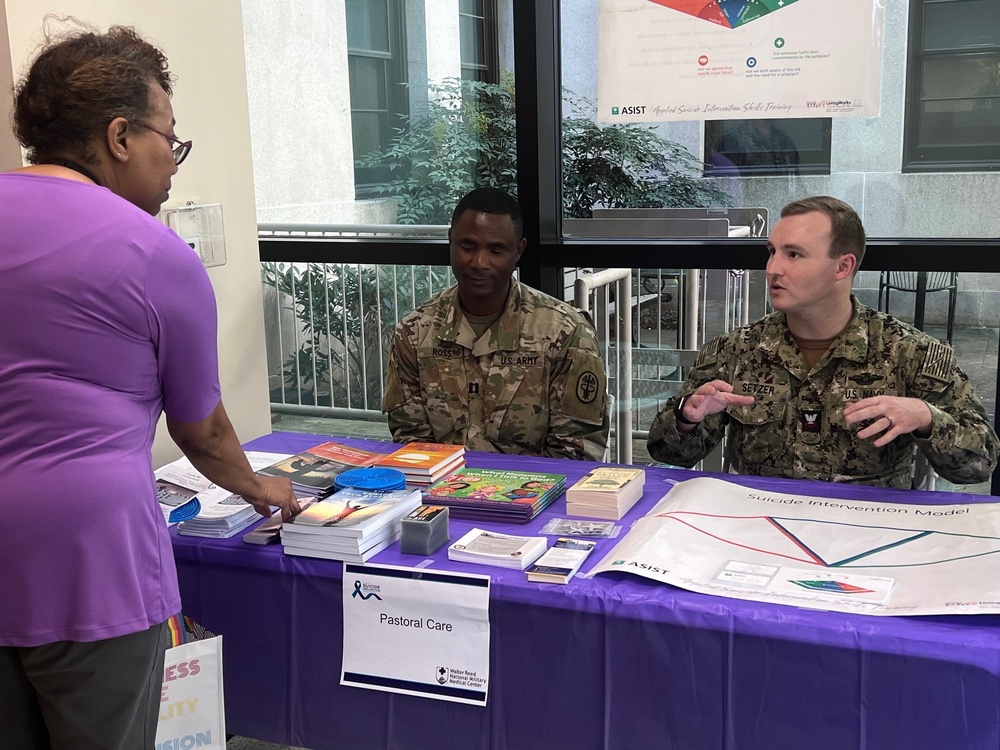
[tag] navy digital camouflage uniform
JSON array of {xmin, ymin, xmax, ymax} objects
[
  {"xmin": 647, "ymin": 300, "xmax": 999, "ymax": 488},
  {"xmin": 383, "ymin": 280, "xmax": 609, "ymax": 461}
]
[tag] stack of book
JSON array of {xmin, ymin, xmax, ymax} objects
[
  {"xmin": 374, "ymin": 442, "xmax": 466, "ymax": 486},
  {"xmin": 280, "ymin": 486, "xmax": 422, "ymax": 563},
  {"xmin": 424, "ymin": 468, "xmax": 566, "ymax": 524},
  {"xmin": 565, "ymin": 467, "xmax": 646, "ymax": 520},
  {"xmin": 257, "ymin": 441, "xmax": 387, "ymax": 498},
  {"xmin": 447, "ymin": 528, "xmax": 548, "ymax": 570}
]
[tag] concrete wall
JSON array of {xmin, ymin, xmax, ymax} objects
[{"xmin": 3, "ymin": 0, "xmax": 273, "ymax": 468}]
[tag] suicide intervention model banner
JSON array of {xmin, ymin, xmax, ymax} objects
[{"xmin": 597, "ymin": 0, "xmax": 885, "ymax": 122}]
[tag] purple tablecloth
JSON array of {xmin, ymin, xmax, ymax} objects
[{"xmin": 171, "ymin": 431, "xmax": 1000, "ymax": 749}]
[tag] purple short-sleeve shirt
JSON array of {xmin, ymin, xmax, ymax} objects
[{"xmin": 0, "ymin": 174, "xmax": 222, "ymax": 646}]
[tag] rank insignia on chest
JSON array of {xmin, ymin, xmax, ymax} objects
[
  {"xmin": 468, "ymin": 381, "xmax": 480, "ymax": 396},
  {"xmin": 800, "ymin": 409, "xmax": 822, "ymax": 433}
]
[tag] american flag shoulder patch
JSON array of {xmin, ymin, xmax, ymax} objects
[
  {"xmin": 694, "ymin": 338, "xmax": 720, "ymax": 368},
  {"xmin": 920, "ymin": 341, "xmax": 953, "ymax": 383}
]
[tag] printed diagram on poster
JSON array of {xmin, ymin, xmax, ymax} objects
[
  {"xmin": 341, "ymin": 563, "xmax": 491, "ymax": 705},
  {"xmin": 598, "ymin": 0, "xmax": 885, "ymax": 122},
  {"xmin": 588, "ymin": 477, "xmax": 1000, "ymax": 616}
]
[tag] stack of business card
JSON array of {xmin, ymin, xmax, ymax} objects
[{"xmin": 399, "ymin": 505, "xmax": 450, "ymax": 556}]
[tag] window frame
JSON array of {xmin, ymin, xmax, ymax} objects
[
  {"xmin": 460, "ymin": 0, "xmax": 501, "ymax": 84},
  {"xmin": 347, "ymin": 0, "xmax": 409, "ymax": 196},
  {"xmin": 902, "ymin": 0, "xmax": 1000, "ymax": 173}
]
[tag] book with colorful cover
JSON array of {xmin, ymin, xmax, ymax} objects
[
  {"xmin": 374, "ymin": 442, "xmax": 466, "ymax": 477},
  {"xmin": 424, "ymin": 468, "xmax": 566, "ymax": 522},
  {"xmin": 258, "ymin": 442, "xmax": 387, "ymax": 494},
  {"xmin": 281, "ymin": 486, "xmax": 422, "ymax": 539}
]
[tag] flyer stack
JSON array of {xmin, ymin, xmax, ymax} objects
[
  {"xmin": 280, "ymin": 486, "xmax": 422, "ymax": 563},
  {"xmin": 155, "ymin": 450, "xmax": 292, "ymax": 536},
  {"xmin": 448, "ymin": 528, "xmax": 548, "ymax": 570},
  {"xmin": 565, "ymin": 467, "xmax": 646, "ymax": 520},
  {"xmin": 374, "ymin": 442, "xmax": 466, "ymax": 486},
  {"xmin": 424, "ymin": 468, "xmax": 566, "ymax": 524}
]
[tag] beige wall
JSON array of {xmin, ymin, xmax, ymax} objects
[
  {"xmin": 0, "ymin": 0, "xmax": 19, "ymax": 169},
  {"xmin": 3, "ymin": 0, "xmax": 273, "ymax": 467}
]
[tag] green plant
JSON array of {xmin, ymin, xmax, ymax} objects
[
  {"xmin": 562, "ymin": 95, "xmax": 731, "ymax": 217},
  {"xmin": 356, "ymin": 75, "xmax": 517, "ymax": 225},
  {"xmin": 357, "ymin": 74, "xmax": 730, "ymax": 222}
]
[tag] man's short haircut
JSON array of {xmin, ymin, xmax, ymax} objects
[
  {"xmin": 451, "ymin": 187, "xmax": 524, "ymax": 240},
  {"xmin": 780, "ymin": 195, "xmax": 866, "ymax": 268}
]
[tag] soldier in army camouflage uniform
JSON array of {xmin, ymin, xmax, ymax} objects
[
  {"xmin": 382, "ymin": 188, "xmax": 609, "ymax": 461},
  {"xmin": 648, "ymin": 196, "xmax": 998, "ymax": 488}
]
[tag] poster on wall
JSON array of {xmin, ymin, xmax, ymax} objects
[{"xmin": 597, "ymin": 0, "xmax": 885, "ymax": 122}]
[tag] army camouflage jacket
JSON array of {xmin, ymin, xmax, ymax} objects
[
  {"xmin": 647, "ymin": 301, "xmax": 999, "ymax": 488},
  {"xmin": 382, "ymin": 280, "xmax": 609, "ymax": 461}
]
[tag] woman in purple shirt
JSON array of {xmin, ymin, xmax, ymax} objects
[{"xmin": 0, "ymin": 23, "xmax": 299, "ymax": 749}]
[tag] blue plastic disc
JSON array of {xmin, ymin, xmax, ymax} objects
[{"xmin": 335, "ymin": 467, "xmax": 407, "ymax": 491}]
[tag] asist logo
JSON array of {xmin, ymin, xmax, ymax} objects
[
  {"xmin": 351, "ymin": 580, "xmax": 383, "ymax": 601},
  {"xmin": 613, "ymin": 105, "xmax": 646, "ymax": 115}
]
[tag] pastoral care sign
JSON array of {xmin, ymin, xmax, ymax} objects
[
  {"xmin": 597, "ymin": 0, "xmax": 885, "ymax": 122},
  {"xmin": 589, "ymin": 477, "xmax": 1000, "ymax": 616},
  {"xmin": 341, "ymin": 563, "xmax": 491, "ymax": 705}
]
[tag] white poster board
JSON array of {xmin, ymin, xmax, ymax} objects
[
  {"xmin": 341, "ymin": 563, "xmax": 491, "ymax": 705},
  {"xmin": 589, "ymin": 477, "xmax": 1000, "ymax": 616},
  {"xmin": 598, "ymin": 0, "xmax": 885, "ymax": 122}
]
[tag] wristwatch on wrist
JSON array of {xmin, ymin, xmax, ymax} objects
[{"xmin": 674, "ymin": 394, "xmax": 699, "ymax": 426}]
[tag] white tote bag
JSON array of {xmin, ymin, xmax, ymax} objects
[{"xmin": 155, "ymin": 635, "xmax": 226, "ymax": 749}]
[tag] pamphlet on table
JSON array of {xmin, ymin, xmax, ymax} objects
[
  {"xmin": 155, "ymin": 451, "xmax": 291, "ymax": 530},
  {"xmin": 448, "ymin": 528, "xmax": 548, "ymax": 570},
  {"xmin": 526, "ymin": 537, "xmax": 598, "ymax": 584}
]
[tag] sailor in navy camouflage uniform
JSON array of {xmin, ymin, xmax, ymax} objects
[{"xmin": 648, "ymin": 196, "xmax": 998, "ymax": 488}]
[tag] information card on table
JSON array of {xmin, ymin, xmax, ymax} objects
[{"xmin": 341, "ymin": 563, "xmax": 491, "ymax": 705}]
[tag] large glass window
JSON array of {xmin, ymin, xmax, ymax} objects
[{"xmin": 903, "ymin": 0, "xmax": 1000, "ymax": 172}]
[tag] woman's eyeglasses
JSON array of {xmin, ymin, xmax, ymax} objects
[{"xmin": 135, "ymin": 123, "xmax": 193, "ymax": 166}]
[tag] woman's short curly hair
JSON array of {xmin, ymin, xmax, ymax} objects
[{"xmin": 13, "ymin": 21, "xmax": 173, "ymax": 165}]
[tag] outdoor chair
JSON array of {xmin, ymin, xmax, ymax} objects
[{"xmin": 877, "ymin": 271, "xmax": 958, "ymax": 344}]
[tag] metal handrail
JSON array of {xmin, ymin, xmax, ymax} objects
[{"xmin": 575, "ymin": 268, "xmax": 633, "ymax": 464}]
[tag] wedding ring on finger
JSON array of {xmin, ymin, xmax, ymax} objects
[{"xmin": 885, "ymin": 416, "xmax": 894, "ymax": 429}]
